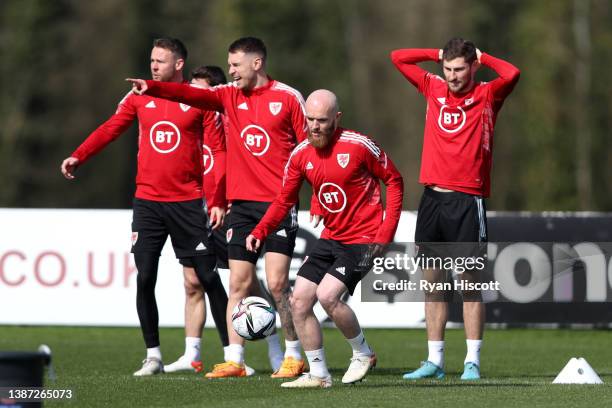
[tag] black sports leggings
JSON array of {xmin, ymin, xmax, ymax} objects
[
  {"xmin": 134, "ymin": 252, "xmax": 161, "ymax": 348},
  {"xmin": 135, "ymin": 253, "xmax": 229, "ymax": 348}
]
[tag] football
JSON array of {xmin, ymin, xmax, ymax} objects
[{"xmin": 231, "ymin": 296, "xmax": 276, "ymax": 340}]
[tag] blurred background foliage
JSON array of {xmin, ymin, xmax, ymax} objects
[{"xmin": 0, "ymin": 0, "xmax": 610, "ymax": 210}]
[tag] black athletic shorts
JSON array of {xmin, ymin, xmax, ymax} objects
[
  {"xmin": 298, "ymin": 239, "xmax": 370, "ymax": 295},
  {"xmin": 416, "ymin": 186, "xmax": 487, "ymax": 241},
  {"xmin": 181, "ymin": 224, "xmax": 228, "ymax": 269},
  {"xmin": 131, "ymin": 198, "xmax": 214, "ymax": 259},
  {"xmin": 415, "ymin": 187, "xmax": 487, "ymax": 287},
  {"xmin": 226, "ymin": 200, "xmax": 298, "ymax": 264}
]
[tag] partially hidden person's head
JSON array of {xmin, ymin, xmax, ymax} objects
[
  {"xmin": 190, "ymin": 65, "xmax": 227, "ymax": 89},
  {"xmin": 441, "ymin": 37, "xmax": 478, "ymax": 94},
  {"xmin": 227, "ymin": 37, "xmax": 267, "ymax": 91},
  {"xmin": 305, "ymin": 89, "xmax": 342, "ymax": 149},
  {"xmin": 150, "ymin": 37, "xmax": 188, "ymax": 82}
]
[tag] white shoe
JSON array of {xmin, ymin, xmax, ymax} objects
[
  {"xmin": 133, "ymin": 357, "xmax": 164, "ymax": 376},
  {"xmin": 164, "ymin": 356, "xmax": 203, "ymax": 373},
  {"xmin": 245, "ymin": 364, "xmax": 256, "ymax": 376},
  {"xmin": 341, "ymin": 352, "xmax": 377, "ymax": 384},
  {"xmin": 281, "ymin": 373, "xmax": 332, "ymax": 388}
]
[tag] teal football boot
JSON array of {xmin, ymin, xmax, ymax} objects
[
  {"xmin": 460, "ymin": 362, "xmax": 481, "ymax": 380},
  {"xmin": 403, "ymin": 361, "xmax": 445, "ymax": 380}
]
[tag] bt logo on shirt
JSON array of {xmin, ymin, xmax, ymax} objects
[
  {"xmin": 150, "ymin": 121, "xmax": 181, "ymax": 153},
  {"xmin": 437, "ymin": 105, "xmax": 466, "ymax": 133},
  {"xmin": 240, "ymin": 124, "xmax": 271, "ymax": 156},
  {"xmin": 318, "ymin": 182, "xmax": 347, "ymax": 213}
]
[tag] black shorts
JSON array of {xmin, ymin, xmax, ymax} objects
[
  {"xmin": 415, "ymin": 187, "xmax": 487, "ymax": 243},
  {"xmin": 415, "ymin": 187, "xmax": 487, "ymax": 268},
  {"xmin": 131, "ymin": 198, "xmax": 213, "ymax": 259},
  {"xmin": 298, "ymin": 239, "xmax": 370, "ymax": 295},
  {"xmin": 226, "ymin": 200, "xmax": 298, "ymax": 264},
  {"xmin": 180, "ymin": 224, "xmax": 228, "ymax": 269}
]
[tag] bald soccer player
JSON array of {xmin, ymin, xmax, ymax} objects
[{"xmin": 247, "ymin": 90, "xmax": 404, "ymax": 388}]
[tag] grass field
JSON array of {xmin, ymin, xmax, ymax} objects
[{"xmin": 0, "ymin": 326, "xmax": 610, "ymax": 407}]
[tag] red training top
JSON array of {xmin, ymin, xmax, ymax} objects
[
  {"xmin": 144, "ymin": 78, "xmax": 308, "ymax": 203},
  {"xmin": 72, "ymin": 87, "xmax": 214, "ymax": 202},
  {"xmin": 252, "ymin": 128, "xmax": 404, "ymax": 245},
  {"xmin": 390, "ymin": 48, "xmax": 520, "ymax": 197}
]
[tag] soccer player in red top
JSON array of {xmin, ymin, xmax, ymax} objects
[
  {"xmin": 61, "ymin": 38, "xmax": 227, "ymax": 377},
  {"xmin": 391, "ymin": 38, "xmax": 520, "ymax": 380},
  {"xmin": 163, "ymin": 65, "xmax": 234, "ymax": 374},
  {"xmin": 127, "ymin": 37, "xmax": 308, "ymax": 378},
  {"xmin": 167, "ymin": 65, "xmax": 268, "ymax": 376},
  {"xmin": 246, "ymin": 89, "xmax": 404, "ymax": 388}
]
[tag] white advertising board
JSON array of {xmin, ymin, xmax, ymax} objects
[{"xmin": 0, "ymin": 209, "xmax": 424, "ymax": 327}]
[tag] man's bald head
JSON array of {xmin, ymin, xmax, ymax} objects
[
  {"xmin": 305, "ymin": 89, "xmax": 342, "ymax": 149},
  {"xmin": 306, "ymin": 89, "xmax": 339, "ymax": 117}
]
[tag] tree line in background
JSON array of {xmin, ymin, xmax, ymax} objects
[{"xmin": 1, "ymin": 0, "xmax": 610, "ymax": 211}]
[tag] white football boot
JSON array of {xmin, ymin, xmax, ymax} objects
[
  {"xmin": 342, "ymin": 352, "xmax": 377, "ymax": 384},
  {"xmin": 281, "ymin": 373, "xmax": 332, "ymax": 388},
  {"xmin": 133, "ymin": 357, "xmax": 164, "ymax": 376}
]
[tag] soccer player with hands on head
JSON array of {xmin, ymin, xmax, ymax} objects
[{"xmin": 391, "ymin": 37, "xmax": 520, "ymax": 381}]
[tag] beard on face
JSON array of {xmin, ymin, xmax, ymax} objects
[
  {"xmin": 308, "ymin": 132, "xmax": 329, "ymax": 149},
  {"xmin": 308, "ymin": 122, "xmax": 338, "ymax": 149}
]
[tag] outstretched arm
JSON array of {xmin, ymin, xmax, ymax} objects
[
  {"xmin": 126, "ymin": 79, "xmax": 225, "ymax": 112},
  {"xmin": 61, "ymin": 92, "xmax": 137, "ymax": 179}
]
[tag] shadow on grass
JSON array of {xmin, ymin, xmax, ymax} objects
[
  {"xmin": 342, "ymin": 382, "xmax": 537, "ymax": 388},
  {"xmin": 408, "ymin": 382, "xmax": 536, "ymax": 388},
  {"xmin": 325, "ymin": 367, "xmax": 542, "ymax": 388},
  {"xmin": 351, "ymin": 367, "xmax": 562, "ymax": 380}
]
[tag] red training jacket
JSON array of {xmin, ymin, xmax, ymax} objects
[
  {"xmin": 390, "ymin": 48, "xmax": 520, "ymax": 197},
  {"xmin": 144, "ymin": 78, "xmax": 308, "ymax": 203},
  {"xmin": 72, "ymin": 87, "xmax": 216, "ymax": 202},
  {"xmin": 252, "ymin": 128, "xmax": 404, "ymax": 245}
]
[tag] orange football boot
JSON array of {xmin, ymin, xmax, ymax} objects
[
  {"xmin": 270, "ymin": 357, "xmax": 306, "ymax": 378},
  {"xmin": 204, "ymin": 361, "xmax": 247, "ymax": 378}
]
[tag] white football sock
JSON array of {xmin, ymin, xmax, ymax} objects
[
  {"xmin": 146, "ymin": 347, "xmax": 162, "ymax": 360},
  {"xmin": 305, "ymin": 348, "xmax": 330, "ymax": 378},
  {"xmin": 225, "ymin": 344, "xmax": 244, "ymax": 365},
  {"xmin": 346, "ymin": 331, "xmax": 371, "ymax": 357},
  {"xmin": 184, "ymin": 337, "xmax": 201, "ymax": 361},
  {"xmin": 284, "ymin": 340, "xmax": 303, "ymax": 360},
  {"xmin": 464, "ymin": 339, "xmax": 482, "ymax": 366},
  {"xmin": 427, "ymin": 340, "xmax": 445, "ymax": 368}
]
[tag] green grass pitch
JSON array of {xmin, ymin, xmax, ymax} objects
[{"xmin": 0, "ymin": 326, "xmax": 610, "ymax": 407}]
